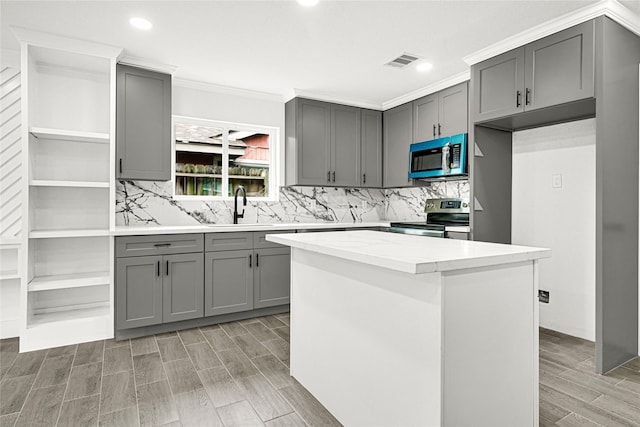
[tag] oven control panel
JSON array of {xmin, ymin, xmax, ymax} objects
[{"xmin": 424, "ymin": 198, "xmax": 469, "ymax": 213}]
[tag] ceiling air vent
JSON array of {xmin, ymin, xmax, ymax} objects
[{"xmin": 385, "ymin": 53, "xmax": 420, "ymax": 68}]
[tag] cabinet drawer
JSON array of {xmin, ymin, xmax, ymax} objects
[
  {"xmin": 116, "ymin": 234, "xmax": 204, "ymax": 258},
  {"xmin": 205, "ymin": 232, "xmax": 253, "ymax": 252},
  {"xmin": 253, "ymin": 230, "xmax": 295, "ymax": 249}
]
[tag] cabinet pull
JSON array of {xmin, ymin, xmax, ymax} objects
[
  {"xmin": 249, "ymin": 254, "xmax": 252, "ymax": 268},
  {"xmin": 363, "ymin": 173, "xmax": 366, "ymax": 184},
  {"xmin": 153, "ymin": 243, "xmax": 171, "ymax": 247},
  {"xmin": 119, "ymin": 158, "xmax": 123, "ymax": 174},
  {"xmin": 256, "ymin": 253, "xmax": 259, "ymax": 267},
  {"xmin": 433, "ymin": 124, "xmax": 436, "ymax": 138},
  {"xmin": 332, "ymin": 171, "xmax": 335, "ymax": 182},
  {"xmin": 166, "ymin": 260, "xmax": 169, "ymax": 276},
  {"xmin": 516, "ymin": 91, "xmax": 521, "ymax": 108},
  {"xmin": 525, "ymin": 88, "xmax": 531, "ymax": 106},
  {"xmin": 438, "ymin": 123, "xmax": 441, "ymax": 136},
  {"xmin": 327, "ymin": 171, "xmax": 331, "ymax": 182},
  {"xmin": 156, "ymin": 261, "xmax": 160, "ymax": 277}
]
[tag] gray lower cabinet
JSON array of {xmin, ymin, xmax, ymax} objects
[
  {"xmin": 116, "ymin": 255, "xmax": 163, "ymax": 329},
  {"xmin": 163, "ymin": 253, "xmax": 204, "ymax": 322},
  {"xmin": 254, "ymin": 247, "xmax": 291, "ymax": 309},
  {"xmin": 383, "ymin": 102, "xmax": 413, "ymax": 187},
  {"xmin": 116, "ymin": 64, "xmax": 172, "ymax": 181},
  {"xmin": 472, "ymin": 20, "xmax": 594, "ymax": 123},
  {"xmin": 204, "ymin": 249, "xmax": 254, "ymax": 316}
]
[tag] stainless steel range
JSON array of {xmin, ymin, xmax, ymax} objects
[{"xmin": 389, "ymin": 198, "xmax": 470, "ymax": 238}]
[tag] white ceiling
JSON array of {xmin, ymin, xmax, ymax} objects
[{"xmin": 1, "ymin": 1, "xmax": 638, "ymax": 107}]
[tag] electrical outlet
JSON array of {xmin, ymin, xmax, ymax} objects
[
  {"xmin": 309, "ymin": 200, "xmax": 316, "ymax": 210},
  {"xmin": 552, "ymin": 174, "xmax": 562, "ymax": 188},
  {"xmin": 538, "ymin": 290, "xmax": 550, "ymax": 303},
  {"xmin": 361, "ymin": 201, "xmax": 368, "ymax": 210}
]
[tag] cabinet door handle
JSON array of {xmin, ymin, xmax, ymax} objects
[
  {"xmin": 119, "ymin": 158, "xmax": 123, "ymax": 174},
  {"xmin": 256, "ymin": 253, "xmax": 259, "ymax": 267},
  {"xmin": 156, "ymin": 260, "xmax": 160, "ymax": 277},
  {"xmin": 438, "ymin": 123, "xmax": 441, "ymax": 136},
  {"xmin": 166, "ymin": 260, "xmax": 169, "ymax": 276},
  {"xmin": 154, "ymin": 243, "xmax": 171, "ymax": 247},
  {"xmin": 327, "ymin": 171, "xmax": 331, "ymax": 182},
  {"xmin": 525, "ymin": 88, "xmax": 531, "ymax": 106},
  {"xmin": 516, "ymin": 91, "xmax": 521, "ymax": 108},
  {"xmin": 249, "ymin": 254, "xmax": 252, "ymax": 268},
  {"xmin": 332, "ymin": 171, "xmax": 335, "ymax": 182},
  {"xmin": 433, "ymin": 124, "xmax": 436, "ymax": 139},
  {"xmin": 363, "ymin": 173, "xmax": 366, "ymax": 184}
]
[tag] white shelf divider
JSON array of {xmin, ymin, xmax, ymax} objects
[
  {"xmin": 30, "ymin": 127, "xmax": 109, "ymax": 143},
  {"xmin": 29, "ymin": 303, "xmax": 110, "ymax": 327},
  {"xmin": 0, "ymin": 272, "xmax": 20, "ymax": 281},
  {"xmin": 28, "ymin": 271, "xmax": 110, "ymax": 292},
  {"xmin": 29, "ymin": 179, "xmax": 109, "ymax": 188},
  {"xmin": 29, "ymin": 229, "xmax": 110, "ymax": 239}
]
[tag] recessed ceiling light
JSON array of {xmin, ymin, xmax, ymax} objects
[
  {"xmin": 416, "ymin": 62, "xmax": 434, "ymax": 72},
  {"xmin": 130, "ymin": 17, "xmax": 152, "ymax": 30},
  {"xmin": 297, "ymin": 0, "xmax": 320, "ymax": 6}
]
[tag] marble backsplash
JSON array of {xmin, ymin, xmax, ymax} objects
[{"xmin": 116, "ymin": 180, "xmax": 470, "ymax": 226}]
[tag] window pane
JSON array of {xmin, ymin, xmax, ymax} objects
[
  {"xmin": 228, "ymin": 129, "xmax": 270, "ymax": 197},
  {"xmin": 175, "ymin": 123, "xmax": 224, "ymax": 196}
]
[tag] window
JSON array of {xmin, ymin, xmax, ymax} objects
[{"xmin": 173, "ymin": 116, "xmax": 277, "ymax": 199}]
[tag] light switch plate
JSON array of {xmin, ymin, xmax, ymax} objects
[{"xmin": 552, "ymin": 174, "xmax": 563, "ymax": 188}]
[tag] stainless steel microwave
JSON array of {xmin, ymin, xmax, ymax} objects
[{"xmin": 408, "ymin": 133, "xmax": 468, "ymax": 179}]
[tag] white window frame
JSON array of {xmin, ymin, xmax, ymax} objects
[{"xmin": 172, "ymin": 115, "xmax": 279, "ymax": 201}]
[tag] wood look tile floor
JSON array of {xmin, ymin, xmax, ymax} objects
[{"xmin": 1, "ymin": 317, "xmax": 639, "ymax": 426}]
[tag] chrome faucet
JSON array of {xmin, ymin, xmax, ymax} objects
[{"xmin": 233, "ymin": 185, "xmax": 247, "ymax": 224}]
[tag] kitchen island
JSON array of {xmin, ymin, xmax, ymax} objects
[{"xmin": 266, "ymin": 230, "xmax": 550, "ymax": 427}]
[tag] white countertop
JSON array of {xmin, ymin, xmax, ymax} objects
[
  {"xmin": 113, "ymin": 222, "xmax": 389, "ymax": 236},
  {"xmin": 266, "ymin": 230, "xmax": 550, "ymax": 274}
]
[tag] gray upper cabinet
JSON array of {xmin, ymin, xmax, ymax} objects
[
  {"xmin": 331, "ymin": 104, "xmax": 361, "ymax": 187},
  {"xmin": 413, "ymin": 82, "xmax": 468, "ymax": 142},
  {"xmin": 360, "ymin": 109, "xmax": 383, "ymax": 187},
  {"xmin": 413, "ymin": 93, "xmax": 439, "ymax": 142},
  {"xmin": 472, "ymin": 21, "xmax": 594, "ymax": 123},
  {"xmin": 254, "ymin": 247, "xmax": 291, "ymax": 309},
  {"xmin": 116, "ymin": 255, "xmax": 163, "ymax": 330},
  {"xmin": 524, "ymin": 21, "xmax": 594, "ymax": 111},
  {"xmin": 383, "ymin": 102, "xmax": 413, "ymax": 188},
  {"xmin": 163, "ymin": 253, "xmax": 204, "ymax": 323},
  {"xmin": 116, "ymin": 64, "xmax": 171, "ymax": 181},
  {"xmin": 472, "ymin": 48, "xmax": 524, "ymax": 123},
  {"xmin": 204, "ymin": 250, "xmax": 254, "ymax": 317},
  {"xmin": 285, "ymin": 97, "xmax": 381, "ymax": 187},
  {"xmin": 439, "ymin": 83, "xmax": 469, "ymax": 136},
  {"xmin": 298, "ymin": 99, "xmax": 331, "ymax": 185}
]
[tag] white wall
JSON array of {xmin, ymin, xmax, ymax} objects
[{"xmin": 512, "ymin": 119, "xmax": 596, "ymax": 341}]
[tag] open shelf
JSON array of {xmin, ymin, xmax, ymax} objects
[
  {"xmin": 29, "ymin": 302, "xmax": 110, "ymax": 327},
  {"xmin": 28, "ymin": 271, "xmax": 110, "ymax": 292},
  {"xmin": 29, "ymin": 228, "xmax": 109, "ymax": 239},
  {"xmin": 30, "ymin": 127, "xmax": 109, "ymax": 143},
  {"xmin": 30, "ymin": 179, "xmax": 109, "ymax": 188}
]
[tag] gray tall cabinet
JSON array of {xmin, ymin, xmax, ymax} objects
[{"xmin": 469, "ymin": 17, "xmax": 640, "ymax": 373}]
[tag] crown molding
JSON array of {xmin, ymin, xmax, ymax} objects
[
  {"xmin": 290, "ymin": 89, "xmax": 383, "ymax": 110},
  {"xmin": 381, "ymin": 71, "xmax": 470, "ymax": 111},
  {"xmin": 174, "ymin": 78, "xmax": 283, "ymax": 102},
  {"xmin": 11, "ymin": 26, "xmax": 122, "ymax": 59},
  {"xmin": 463, "ymin": 0, "xmax": 639, "ymax": 66},
  {"xmin": 1, "ymin": 49, "xmax": 20, "ymax": 69},
  {"xmin": 118, "ymin": 55, "xmax": 178, "ymax": 75}
]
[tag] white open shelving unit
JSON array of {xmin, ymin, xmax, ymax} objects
[{"xmin": 16, "ymin": 28, "xmax": 122, "ymax": 351}]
